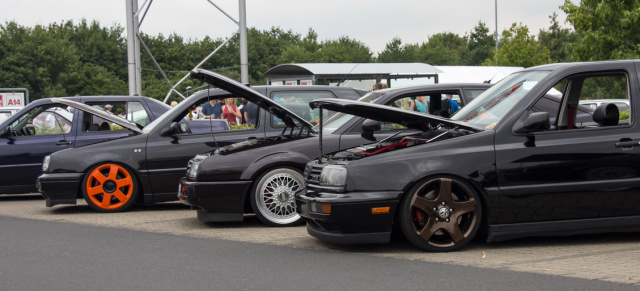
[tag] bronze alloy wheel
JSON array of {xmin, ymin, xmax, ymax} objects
[
  {"xmin": 399, "ymin": 177, "xmax": 482, "ymax": 252},
  {"xmin": 250, "ymin": 167, "xmax": 304, "ymax": 227},
  {"xmin": 82, "ymin": 163, "xmax": 139, "ymax": 213}
]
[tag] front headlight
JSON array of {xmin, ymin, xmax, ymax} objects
[
  {"xmin": 187, "ymin": 161, "xmax": 200, "ymax": 180},
  {"xmin": 42, "ymin": 156, "xmax": 51, "ymax": 172},
  {"xmin": 186, "ymin": 153, "xmax": 209, "ymax": 180},
  {"xmin": 320, "ymin": 165, "xmax": 347, "ymax": 187}
]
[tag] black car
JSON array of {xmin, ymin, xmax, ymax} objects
[
  {"xmin": 296, "ymin": 60, "xmax": 637, "ymax": 252},
  {"xmin": 37, "ymin": 70, "xmax": 366, "ymax": 212},
  {"xmin": 178, "ymin": 81, "xmax": 491, "ymax": 226},
  {"xmin": 0, "ymin": 96, "xmax": 169, "ymax": 194}
]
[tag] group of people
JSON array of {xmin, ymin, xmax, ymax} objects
[
  {"xmin": 201, "ymin": 98, "xmax": 259, "ymax": 126},
  {"xmin": 393, "ymin": 94, "xmax": 460, "ymax": 116}
]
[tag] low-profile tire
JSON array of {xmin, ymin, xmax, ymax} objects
[
  {"xmin": 81, "ymin": 163, "xmax": 139, "ymax": 213},
  {"xmin": 399, "ymin": 176, "xmax": 482, "ymax": 252},
  {"xmin": 250, "ymin": 167, "xmax": 304, "ymax": 227}
]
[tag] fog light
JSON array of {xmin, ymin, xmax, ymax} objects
[
  {"xmin": 371, "ymin": 207, "xmax": 389, "ymax": 214},
  {"xmin": 310, "ymin": 202, "xmax": 331, "ymax": 214}
]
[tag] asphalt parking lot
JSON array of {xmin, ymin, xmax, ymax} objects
[{"xmin": 1, "ymin": 194, "xmax": 639, "ymax": 286}]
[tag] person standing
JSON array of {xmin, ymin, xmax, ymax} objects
[
  {"xmin": 221, "ymin": 98, "xmax": 242, "ymax": 125},
  {"xmin": 202, "ymin": 99, "xmax": 222, "ymax": 119},
  {"xmin": 244, "ymin": 101, "xmax": 259, "ymax": 126}
]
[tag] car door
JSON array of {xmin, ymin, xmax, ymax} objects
[
  {"xmin": 495, "ymin": 65, "xmax": 640, "ymax": 224},
  {"xmin": 144, "ymin": 94, "xmax": 268, "ymax": 197},
  {"xmin": 0, "ymin": 104, "xmax": 75, "ymax": 193}
]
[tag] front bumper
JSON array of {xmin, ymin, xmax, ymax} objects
[
  {"xmin": 37, "ymin": 173, "xmax": 84, "ymax": 207},
  {"xmin": 295, "ymin": 190, "xmax": 403, "ymax": 244},
  {"xmin": 178, "ymin": 178, "xmax": 252, "ymax": 222}
]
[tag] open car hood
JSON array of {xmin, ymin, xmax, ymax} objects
[
  {"xmin": 50, "ymin": 98, "xmax": 143, "ymax": 134},
  {"xmin": 190, "ymin": 69, "xmax": 314, "ymax": 130},
  {"xmin": 310, "ymin": 99, "xmax": 484, "ymax": 132}
]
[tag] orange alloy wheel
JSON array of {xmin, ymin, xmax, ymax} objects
[{"xmin": 85, "ymin": 164, "xmax": 135, "ymax": 211}]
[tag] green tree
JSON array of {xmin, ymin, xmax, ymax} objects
[
  {"xmin": 562, "ymin": 0, "xmax": 640, "ymax": 60},
  {"xmin": 377, "ymin": 37, "xmax": 419, "ymax": 62},
  {"xmin": 484, "ymin": 23, "xmax": 551, "ymax": 67},
  {"xmin": 419, "ymin": 32, "xmax": 467, "ymax": 65},
  {"xmin": 463, "ymin": 21, "xmax": 495, "ymax": 65},
  {"xmin": 537, "ymin": 12, "xmax": 578, "ymax": 62}
]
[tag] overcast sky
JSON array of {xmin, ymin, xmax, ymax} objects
[{"xmin": 3, "ymin": 0, "xmax": 570, "ymax": 54}]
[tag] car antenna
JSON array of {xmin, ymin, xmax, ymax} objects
[
  {"xmin": 483, "ymin": 74, "xmax": 497, "ymax": 84},
  {"xmin": 335, "ymin": 63, "xmax": 360, "ymax": 87},
  {"xmin": 207, "ymin": 85, "xmax": 220, "ymax": 151}
]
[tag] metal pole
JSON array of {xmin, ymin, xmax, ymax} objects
[
  {"xmin": 125, "ymin": 0, "xmax": 140, "ymax": 96},
  {"xmin": 133, "ymin": 0, "xmax": 142, "ymax": 95},
  {"xmin": 239, "ymin": 0, "xmax": 249, "ymax": 85},
  {"xmin": 494, "ymin": 0, "xmax": 498, "ymax": 62}
]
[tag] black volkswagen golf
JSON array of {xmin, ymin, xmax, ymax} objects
[
  {"xmin": 296, "ymin": 60, "xmax": 639, "ymax": 252},
  {"xmin": 37, "ymin": 69, "xmax": 365, "ymax": 212},
  {"xmin": 178, "ymin": 81, "xmax": 491, "ymax": 226}
]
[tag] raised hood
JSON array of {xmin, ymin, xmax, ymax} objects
[
  {"xmin": 310, "ymin": 99, "xmax": 484, "ymax": 132},
  {"xmin": 190, "ymin": 69, "xmax": 314, "ymax": 130},
  {"xmin": 50, "ymin": 98, "xmax": 143, "ymax": 134}
]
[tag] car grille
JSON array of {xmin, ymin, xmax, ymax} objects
[{"xmin": 304, "ymin": 163, "xmax": 324, "ymax": 189}]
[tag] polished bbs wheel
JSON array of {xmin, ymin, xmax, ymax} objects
[
  {"xmin": 250, "ymin": 168, "xmax": 304, "ymax": 227},
  {"xmin": 399, "ymin": 177, "xmax": 482, "ymax": 252},
  {"xmin": 82, "ymin": 163, "xmax": 138, "ymax": 213}
]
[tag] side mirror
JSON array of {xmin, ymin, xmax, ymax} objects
[
  {"xmin": 161, "ymin": 122, "xmax": 180, "ymax": 137},
  {"xmin": 513, "ymin": 112, "xmax": 550, "ymax": 134},
  {"xmin": 1, "ymin": 126, "xmax": 15, "ymax": 143},
  {"xmin": 361, "ymin": 118, "xmax": 381, "ymax": 141}
]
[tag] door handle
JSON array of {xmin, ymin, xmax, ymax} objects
[
  {"xmin": 615, "ymin": 139, "xmax": 640, "ymax": 149},
  {"xmin": 56, "ymin": 140, "xmax": 72, "ymax": 146}
]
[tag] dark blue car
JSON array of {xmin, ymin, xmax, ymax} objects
[{"xmin": 0, "ymin": 96, "xmax": 169, "ymax": 194}]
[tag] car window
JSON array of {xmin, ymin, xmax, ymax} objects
[
  {"xmin": 126, "ymin": 101, "xmax": 151, "ymax": 126},
  {"xmin": 271, "ymin": 91, "xmax": 337, "ymax": 127},
  {"xmin": 83, "ymin": 102, "xmax": 128, "ymax": 132},
  {"xmin": 169, "ymin": 96, "xmax": 249, "ymax": 135},
  {"xmin": 9, "ymin": 105, "xmax": 73, "ymax": 136},
  {"xmin": 464, "ymin": 89, "xmax": 486, "ymax": 101},
  {"xmin": 528, "ymin": 72, "xmax": 629, "ymax": 130}
]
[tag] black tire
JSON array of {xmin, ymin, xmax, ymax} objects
[
  {"xmin": 81, "ymin": 163, "xmax": 139, "ymax": 213},
  {"xmin": 250, "ymin": 167, "xmax": 304, "ymax": 227},
  {"xmin": 399, "ymin": 176, "xmax": 482, "ymax": 252}
]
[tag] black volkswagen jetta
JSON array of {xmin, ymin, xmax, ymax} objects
[
  {"xmin": 178, "ymin": 81, "xmax": 491, "ymax": 226},
  {"xmin": 296, "ymin": 60, "xmax": 639, "ymax": 252},
  {"xmin": 37, "ymin": 69, "xmax": 365, "ymax": 212}
]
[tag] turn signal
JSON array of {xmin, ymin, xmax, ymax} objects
[
  {"xmin": 322, "ymin": 203, "xmax": 332, "ymax": 214},
  {"xmin": 371, "ymin": 207, "xmax": 390, "ymax": 214}
]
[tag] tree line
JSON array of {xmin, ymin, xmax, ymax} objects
[{"xmin": 0, "ymin": 1, "xmax": 638, "ymax": 102}]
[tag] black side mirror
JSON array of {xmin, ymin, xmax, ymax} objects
[
  {"xmin": 361, "ymin": 118, "xmax": 381, "ymax": 141},
  {"xmin": 1, "ymin": 126, "xmax": 15, "ymax": 143},
  {"xmin": 161, "ymin": 122, "xmax": 180, "ymax": 137},
  {"xmin": 514, "ymin": 112, "xmax": 550, "ymax": 134}
]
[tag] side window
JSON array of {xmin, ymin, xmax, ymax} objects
[
  {"xmin": 83, "ymin": 102, "xmax": 127, "ymax": 132},
  {"xmin": 464, "ymin": 89, "xmax": 486, "ymax": 101},
  {"xmin": 10, "ymin": 105, "xmax": 73, "ymax": 136},
  {"xmin": 126, "ymin": 101, "xmax": 151, "ymax": 126},
  {"xmin": 271, "ymin": 92, "xmax": 336, "ymax": 126},
  {"xmin": 529, "ymin": 72, "xmax": 629, "ymax": 130}
]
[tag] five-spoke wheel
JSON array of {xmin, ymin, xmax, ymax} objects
[
  {"xmin": 82, "ymin": 163, "xmax": 139, "ymax": 213},
  {"xmin": 399, "ymin": 176, "xmax": 481, "ymax": 252},
  {"xmin": 250, "ymin": 168, "xmax": 304, "ymax": 227}
]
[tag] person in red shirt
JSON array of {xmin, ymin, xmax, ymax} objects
[{"xmin": 221, "ymin": 98, "xmax": 242, "ymax": 125}]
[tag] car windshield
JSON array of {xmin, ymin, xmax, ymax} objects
[
  {"xmin": 451, "ymin": 70, "xmax": 551, "ymax": 129},
  {"xmin": 313, "ymin": 91, "xmax": 386, "ymax": 133}
]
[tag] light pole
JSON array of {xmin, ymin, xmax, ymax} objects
[{"xmin": 495, "ymin": 0, "xmax": 498, "ymax": 63}]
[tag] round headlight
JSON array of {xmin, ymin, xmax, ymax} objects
[{"xmin": 320, "ymin": 165, "xmax": 347, "ymax": 187}]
